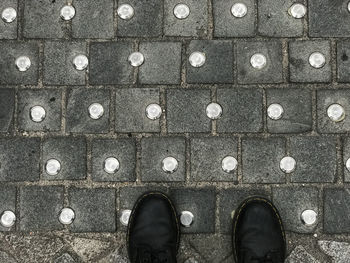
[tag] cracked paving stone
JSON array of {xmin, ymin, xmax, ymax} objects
[
  {"xmin": 285, "ymin": 245, "xmax": 320, "ymax": 263},
  {"xmin": 0, "ymin": 186, "xmax": 16, "ymax": 232},
  {"xmin": 318, "ymin": 240, "xmax": 350, "ymax": 263},
  {"xmin": 337, "ymin": 41, "xmax": 350, "ymax": 83},
  {"xmin": 0, "ymin": 0, "xmax": 17, "ymax": 39},
  {"xmin": 0, "ymin": 89, "xmax": 14, "ymax": 133}
]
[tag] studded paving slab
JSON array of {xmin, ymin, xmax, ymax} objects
[{"xmin": 1, "ymin": 1, "xmax": 350, "ymax": 263}]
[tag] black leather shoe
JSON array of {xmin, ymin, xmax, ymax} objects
[
  {"xmin": 127, "ymin": 192, "xmax": 180, "ymax": 263},
  {"xmin": 232, "ymin": 197, "xmax": 286, "ymax": 263}
]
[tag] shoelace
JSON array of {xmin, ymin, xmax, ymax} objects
[{"xmin": 137, "ymin": 246, "xmax": 174, "ymax": 263}]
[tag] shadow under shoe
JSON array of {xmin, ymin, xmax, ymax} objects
[
  {"xmin": 232, "ymin": 197, "xmax": 286, "ymax": 263},
  {"xmin": 127, "ymin": 192, "xmax": 180, "ymax": 263}
]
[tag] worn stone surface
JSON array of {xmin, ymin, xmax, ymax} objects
[
  {"xmin": 0, "ymin": 186, "xmax": 16, "ymax": 232},
  {"xmin": 318, "ymin": 240, "xmax": 350, "ymax": 263},
  {"xmin": 337, "ymin": 41, "xmax": 350, "ymax": 83},
  {"xmin": 285, "ymin": 245, "xmax": 320, "ymax": 263},
  {"xmin": 0, "ymin": 89, "xmax": 14, "ymax": 133},
  {"xmin": 0, "ymin": 0, "xmax": 17, "ymax": 39}
]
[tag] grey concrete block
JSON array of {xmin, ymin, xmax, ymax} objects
[
  {"xmin": 0, "ymin": 185, "xmax": 16, "ymax": 231},
  {"xmin": 0, "ymin": 89, "xmax": 14, "ymax": 133},
  {"xmin": 342, "ymin": 137, "xmax": 350, "ymax": 182},
  {"xmin": 337, "ymin": 41, "xmax": 350, "ymax": 83},
  {"xmin": 0, "ymin": 0, "xmax": 18, "ymax": 39}
]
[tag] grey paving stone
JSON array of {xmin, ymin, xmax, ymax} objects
[
  {"xmin": 0, "ymin": 42, "xmax": 39, "ymax": 85},
  {"xmin": 91, "ymin": 138, "xmax": 136, "ymax": 182},
  {"xmin": 89, "ymin": 42, "xmax": 133, "ymax": 85},
  {"xmin": 257, "ymin": 0, "xmax": 304, "ymax": 37},
  {"xmin": 72, "ymin": 0, "xmax": 114, "ymax": 39},
  {"xmin": 237, "ymin": 41, "xmax": 283, "ymax": 84},
  {"xmin": 289, "ymin": 136, "xmax": 336, "ymax": 183},
  {"xmin": 164, "ymin": 0, "xmax": 207, "ymax": 37},
  {"xmin": 343, "ymin": 138, "xmax": 350, "ymax": 183},
  {"xmin": 19, "ymin": 186, "xmax": 64, "ymax": 231},
  {"xmin": 317, "ymin": 89, "xmax": 350, "ymax": 133},
  {"xmin": 286, "ymin": 245, "xmax": 320, "ymax": 263},
  {"xmin": 140, "ymin": 137, "xmax": 186, "ymax": 182},
  {"xmin": 242, "ymin": 137, "xmax": 286, "ymax": 183},
  {"xmin": 266, "ymin": 88, "xmax": 312, "ymax": 133},
  {"xmin": 0, "ymin": 138, "xmax": 40, "ymax": 182},
  {"xmin": 0, "ymin": 186, "xmax": 16, "ymax": 231},
  {"xmin": 43, "ymin": 41, "xmax": 87, "ymax": 85},
  {"xmin": 139, "ymin": 42, "xmax": 182, "ymax": 85},
  {"xmin": 18, "ymin": 89, "xmax": 62, "ymax": 132},
  {"xmin": 272, "ymin": 187, "xmax": 319, "ymax": 233},
  {"xmin": 0, "ymin": 251, "xmax": 16, "ymax": 263},
  {"xmin": 66, "ymin": 88, "xmax": 110, "ymax": 133},
  {"xmin": 289, "ymin": 41, "xmax": 331, "ymax": 83},
  {"xmin": 217, "ymin": 87, "xmax": 263, "ymax": 133},
  {"xmin": 68, "ymin": 188, "xmax": 116, "ymax": 232},
  {"xmin": 0, "ymin": 0, "xmax": 18, "ymax": 39},
  {"xmin": 166, "ymin": 88, "xmax": 211, "ymax": 133},
  {"xmin": 190, "ymin": 137, "xmax": 238, "ymax": 182},
  {"xmin": 337, "ymin": 41, "xmax": 350, "ymax": 83},
  {"xmin": 54, "ymin": 253, "xmax": 76, "ymax": 263},
  {"xmin": 309, "ymin": 0, "xmax": 350, "ymax": 37},
  {"xmin": 117, "ymin": 0, "xmax": 163, "ymax": 37},
  {"xmin": 318, "ymin": 240, "xmax": 350, "ymax": 263},
  {"xmin": 0, "ymin": 89, "xmax": 14, "ymax": 133},
  {"xmin": 324, "ymin": 188, "xmax": 350, "ymax": 234},
  {"xmin": 186, "ymin": 40, "xmax": 234, "ymax": 84},
  {"xmin": 42, "ymin": 137, "xmax": 87, "ymax": 180},
  {"xmin": 218, "ymin": 188, "xmax": 270, "ymax": 234},
  {"xmin": 23, "ymin": 0, "xmax": 65, "ymax": 38},
  {"xmin": 115, "ymin": 88, "xmax": 160, "ymax": 133},
  {"xmin": 213, "ymin": 0, "xmax": 256, "ymax": 37},
  {"xmin": 169, "ymin": 187, "xmax": 216, "ymax": 233}
]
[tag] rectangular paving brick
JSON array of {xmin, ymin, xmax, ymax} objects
[
  {"xmin": 337, "ymin": 41, "xmax": 350, "ymax": 83},
  {"xmin": 166, "ymin": 88, "xmax": 211, "ymax": 133},
  {"xmin": 242, "ymin": 137, "xmax": 286, "ymax": 183},
  {"xmin": 190, "ymin": 137, "xmax": 238, "ymax": 182},
  {"xmin": 43, "ymin": 41, "xmax": 87, "ymax": 85},
  {"xmin": 324, "ymin": 188, "xmax": 350, "ymax": 233},
  {"xmin": 273, "ymin": 187, "xmax": 319, "ymax": 233},
  {"xmin": 0, "ymin": 89, "xmax": 14, "ymax": 133},
  {"xmin": 169, "ymin": 188, "xmax": 216, "ymax": 233},
  {"xmin": 0, "ymin": 138, "xmax": 40, "ymax": 182},
  {"xmin": 213, "ymin": 0, "xmax": 256, "ymax": 37},
  {"xmin": 0, "ymin": 0, "xmax": 17, "ymax": 39},
  {"xmin": 139, "ymin": 42, "xmax": 182, "ymax": 85},
  {"xmin": 141, "ymin": 137, "xmax": 186, "ymax": 182},
  {"xmin": 91, "ymin": 138, "xmax": 136, "ymax": 182},
  {"xmin": 342, "ymin": 138, "xmax": 350, "ymax": 182},
  {"xmin": 72, "ymin": 0, "xmax": 114, "ymax": 39},
  {"xmin": 19, "ymin": 186, "xmax": 64, "ymax": 231},
  {"xmin": 289, "ymin": 136, "xmax": 336, "ymax": 183},
  {"xmin": 18, "ymin": 89, "xmax": 62, "ymax": 132},
  {"xmin": 68, "ymin": 188, "xmax": 116, "ymax": 232},
  {"xmin": 42, "ymin": 137, "xmax": 87, "ymax": 180},
  {"xmin": 115, "ymin": 88, "xmax": 160, "ymax": 133},
  {"xmin": 89, "ymin": 42, "xmax": 133, "ymax": 85},
  {"xmin": 217, "ymin": 87, "xmax": 263, "ymax": 133},
  {"xmin": 0, "ymin": 42, "xmax": 39, "ymax": 85},
  {"xmin": 186, "ymin": 40, "xmax": 234, "ymax": 84},
  {"xmin": 237, "ymin": 41, "xmax": 283, "ymax": 84},
  {"xmin": 266, "ymin": 88, "xmax": 312, "ymax": 133},
  {"xmin": 117, "ymin": 0, "xmax": 163, "ymax": 37},
  {"xmin": 0, "ymin": 186, "xmax": 16, "ymax": 231}
]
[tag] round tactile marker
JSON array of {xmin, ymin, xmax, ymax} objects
[
  {"xmin": 0, "ymin": 210, "xmax": 16, "ymax": 228},
  {"xmin": 280, "ymin": 156, "xmax": 296, "ymax": 173},
  {"xmin": 30, "ymin": 106, "xmax": 46, "ymax": 123},
  {"xmin": 1, "ymin": 7, "xmax": 17, "ymax": 23},
  {"xmin": 289, "ymin": 3, "xmax": 307, "ymax": 18},
  {"xmin": 117, "ymin": 4, "xmax": 134, "ymax": 20},
  {"xmin": 231, "ymin": 3, "xmax": 247, "ymax": 18},
  {"xmin": 88, "ymin": 103, "xmax": 104, "ymax": 120},
  {"xmin": 15, "ymin": 56, "xmax": 31, "ymax": 72},
  {"xmin": 46, "ymin": 159, "xmax": 61, "ymax": 176},
  {"xmin": 146, "ymin": 103, "xmax": 162, "ymax": 120},
  {"xmin": 162, "ymin": 157, "xmax": 178, "ymax": 173},
  {"xmin": 73, "ymin": 55, "xmax": 88, "ymax": 70},
  {"xmin": 104, "ymin": 157, "xmax": 120, "ymax": 174},
  {"xmin": 206, "ymin": 103, "xmax": 222, "ymax": 120},
  {"xmin": 348, "ymin": 1, "xmax": 350, "ymax": 13},
  {"xmin": 189, "ymin": 52, "xmax": 206, "ymax": 68},
  {"xmin": 221, "ymin": 156, "xmax": 238, "ymax": 173},
  {"xmin": 174, "ymin": 3, "xmax": 190, "ymax": 19},
  {"xmin": 309, "ymin": 52, "xmax": 326, "ymax": 69},
  {"xmin": 59, "ymin": 208, "xmax": 75, "ymax": 225},
  {"xmin": 120, "ymin": 209, "xmax": 131, "ymax": 226},
  {"xmin": 346, "ymin": 158, "xmax": 350, "ymax": 172},
  {"xmin": 180, "ymin": 211, "xmax": 194, "ymax": 227},
  {"xmin": 128, "ymin": 52, "xmax": 144, "ymax": 67},
  {"xmin": 250, "ymin": 53, "xmax": 267, "ymax": 69},
  {"xmin": 327, "ymin": 104, "xmax": 345, "ymax": 122},
  {"xmin": 60, "ymin": 5, "xmax": 76, "ymax": 21},
  {"xmin": 300, "ymin": 210, "xmax": 317, "ymax": 226},
  {"xmin": 267, "ymin": 103, "xmax": 284, "ymax": 120}
]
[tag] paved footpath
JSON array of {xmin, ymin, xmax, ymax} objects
[{"xmin": 1, "ymin": 0, "xmax": 350, "ymax": 262}]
